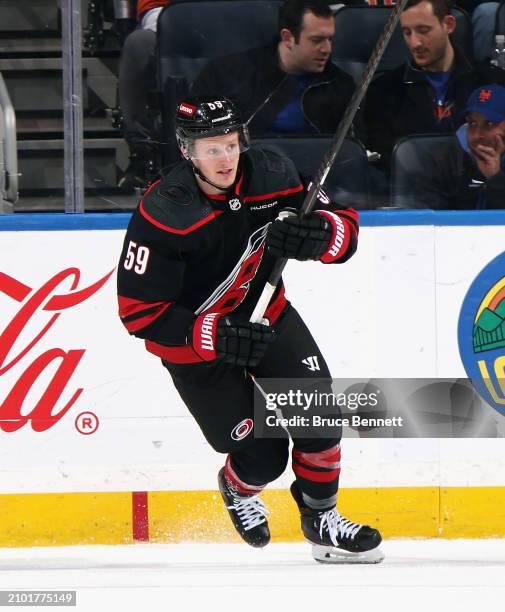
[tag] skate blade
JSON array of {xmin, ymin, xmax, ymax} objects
[{"xmin": 311, "ymin": 543, "xmax": 385, "ymax": 564}]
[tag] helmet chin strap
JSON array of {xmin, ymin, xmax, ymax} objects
[{"xmin": 190, "ymin": 161, "xmax": 234, "ymax": 193}]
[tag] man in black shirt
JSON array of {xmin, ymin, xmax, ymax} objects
[
  {"xmin": 192, "ymin": 0, "xmax": 355, "ymax": 135},
  {"xmin": 364, "ymin": 0, "xmax": 505, "ymax": 171}
]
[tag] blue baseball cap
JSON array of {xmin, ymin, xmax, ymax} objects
[{"xmin": 465, "ymin": 84, "xmax": 505, "ymax": 123}]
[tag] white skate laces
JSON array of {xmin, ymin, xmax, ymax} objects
[
  {"xmin": 227, "ymin": 492, "xmax": 270, "ymax": 531},
  {"xmin": 319, "ymin": 509, "xmax": 362, "ymax": 546}
]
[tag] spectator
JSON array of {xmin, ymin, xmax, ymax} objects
[
  {"xmin": 396, "ymin": 84, "xmax": 505, "ymax": 209},
  {"xmin": 343, "ymin": 0, "xmax": 499, "ymax": 61},
  {"xmin": 363, "ymin": 0, "xmax": 505, "ymax": 171},
  {"xmin": 191, "ymin": 0, "xmax": 355, "ymax": 136},
  {"xmin": 118, "ymin": 0, "xmax": 170, "ymax": 190}
]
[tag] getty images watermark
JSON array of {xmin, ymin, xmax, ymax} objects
[
  {"xmin": 253, "ymin": 378, "xmax": 505, "ymax": 438},
  {"xmin": 262, "ymin": 387, "xmax": 404, "ymax": 429}
]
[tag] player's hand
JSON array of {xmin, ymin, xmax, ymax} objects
[
  {"xmin": 216, "ymin": 315, "xmax": 276, "ymax": 368},
  {"xmin": 266, "ymin": 208, "xmax": 332, "ymax": 261},
  {"xmin": 192, "ymin": 313, "xmax": 275, "ymax": 366},
  {"xmin": 474, "ymin": 134, "xmax": 505, "ymax": 179}
]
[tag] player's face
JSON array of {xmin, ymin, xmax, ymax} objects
[
  {"xmin": 282, "ymin": 11, "xmax": 334, "ymax": 74},
  {"xmin": 192, "ymin": 132, "xmax": 241, "ymax": 191},
  {"xmin": 467, "ymin": 112, "xmax": 505, "ymax": 154},
  {"xmin": 400, "ymin": 1, "xmax": 456, "ymax": 71}
]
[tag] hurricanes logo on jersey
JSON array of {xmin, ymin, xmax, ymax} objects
[{"xmin": 195, "ymin": 224, "xmax": 269, "ymax": 315}]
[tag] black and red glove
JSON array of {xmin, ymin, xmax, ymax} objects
[
  {"xmin": 266, "ymin": 208, "xmax": 352, "ymax": 263},
  {"xmin": 266, "ymin": 209, "xmax": 332, "ymax": 261},
  {"xmin": 192, "ymin": 312, "xmax": 275, "ymax": 367}
]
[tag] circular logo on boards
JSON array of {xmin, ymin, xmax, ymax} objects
[{"xmin": 458, "ymin": 251, "xmax": 505, "ymax": 416}]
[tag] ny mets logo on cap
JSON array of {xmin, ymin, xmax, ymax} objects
[
  {"xmin": 458, "ymin": 251, "xmax": 505, "ymax": 416},
  {"xmin": 465, "ymin": 84, "xmax": 505, "ymax": 123},
  {"xmin": 178, "ymin": 102, "xmax": 196, "ymax": 116},
  {"xmin": 478, "ymin": 89, "xmax": 493, "ymax": 103}
]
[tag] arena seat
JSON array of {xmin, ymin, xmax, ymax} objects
[
  {"xmin": 252, "ymin": 136, "xmax": 370, "ymax": 209},
  {"xmin": 391, "ymin": 133, "xmax": 457, "ymax": 209},
  {"xmin": 495, "ymin": 0, "xmax": 505, "ymax": 34},
  {"xmin": 157, "ymin": 0, "xmax": 282, "ymax": 162}
]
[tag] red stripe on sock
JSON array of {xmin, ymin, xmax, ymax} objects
[
  {"xmin": 292, "ymin": 463, "xmax": 341, "ymax": 483},
  {"xmin": 224, "ymin": 455, "xmax": 265, "ymax": 495},
  {"xmin": 292, "ymin": 444, "xmax": 341, "ymax": 470}
]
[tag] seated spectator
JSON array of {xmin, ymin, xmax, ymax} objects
[
  {"xmin": 345, "ymin": 0, "xmax": 499, "ymax": 61},
  {"xmin": 396, "ymin": 84, "xmax": 505, "ymax": 209},
  {"xmin": 363, "ymin": 0, "xmax": 505, "ymax": 172},
  {"xmin": 118, "ymin": 0, "xmax": 170, "ymax": 190},
  {"xmin": 191, "ymin": 0, "xmax": 355, "ymax": 136}
]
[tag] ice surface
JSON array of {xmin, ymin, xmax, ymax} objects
[{"xmin": 0, "ymin": 540, "xmax": 504, "ymax": 612}]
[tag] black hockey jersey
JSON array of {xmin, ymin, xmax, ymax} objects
[{"xmin": 117, "ymin": 146, "xmax": 359, "ymax": 364}]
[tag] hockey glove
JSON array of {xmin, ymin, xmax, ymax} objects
[
  {"xmin": 266, "ymin": 208, "xmax": 332, "ymax": 261},
  {"xmin": 192, "ymin": 312, "xmax": 275, "ymax": 367}
]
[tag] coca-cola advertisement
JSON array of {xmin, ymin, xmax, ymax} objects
[{"xmin": 0, "ymin": 228, "xmax": 200, "ymax": 494}]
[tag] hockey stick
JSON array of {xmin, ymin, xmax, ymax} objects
[{"xmin": 250, "ymin": 0, "xmax": 409, "ymax": 324}]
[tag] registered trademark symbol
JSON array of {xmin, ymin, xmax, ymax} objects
[{"xmin": 75, "ymin": 411, "xmax": 99, "ymax": 435}]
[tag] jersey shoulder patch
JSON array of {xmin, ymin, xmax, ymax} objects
[{"xmin": 140, "ymin": 164, "xmax": 215, "ymax": 235}]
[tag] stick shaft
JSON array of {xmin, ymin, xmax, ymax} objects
[{"xmin": 250, "ymin": 0, "xmax": 409, "ymax": 324}]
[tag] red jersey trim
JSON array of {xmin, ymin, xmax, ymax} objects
[
  {"xmin": 205, "ymin": 169, "xmax": 244, "ymax": 201},
  {"xmin": 118, "ymin": 295, "xmax": 172, "ymax": 334},
  {"xmin": 244, "ymin": 184, "xmax": 303, "ymax": 203},
  {"xmin": 118, "ymin": 294, "xmax": 166, "ymax": 318},
  {"xmin": 139, "ymin": 199, "xmax": 223, "ymax": 235}
]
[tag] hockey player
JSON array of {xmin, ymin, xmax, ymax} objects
[{"xmin": 117, "ymin": 96, "xmax": 383, "ymax": 563}]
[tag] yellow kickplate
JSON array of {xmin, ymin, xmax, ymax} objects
[
  {"xmin": 1, "ymin": 486, "xmax": 505, "ymax": 547},
  {"xmin": 440, "ymin": 487, "xmax": 505, "ymax": 538},
  {"xmin": 147, "ymin": 487, "xmax": 440, "ymax": 543},
  {"xmin": 0, "ymin": 492, "xmax": 132, "ymax": 547}
]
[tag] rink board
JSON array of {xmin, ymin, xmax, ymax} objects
[
  {"xmin": 1, "ymin": 211, "xmax": 505, "ymax": 546},
  {"xmin": 3, "ymin": 486, "xmax": 505, "ymax": 547}
]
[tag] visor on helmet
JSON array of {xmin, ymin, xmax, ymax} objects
[{"xmin": 177, "ymin": 125, "xmax": 250, "ymax": 160}]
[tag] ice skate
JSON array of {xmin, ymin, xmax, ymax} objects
[
  {"xmin": 218, "ymin": 467, "xmax": 270, "ymax": 548},
  {"xmin": 290, "ymin": 482, "xmax": 384, "ymax": 564}
]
